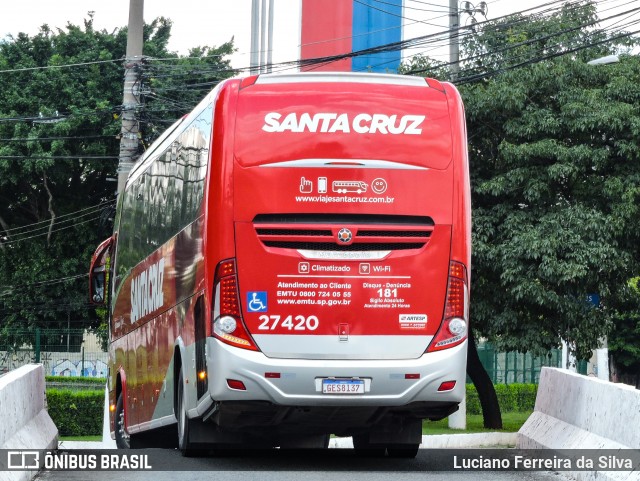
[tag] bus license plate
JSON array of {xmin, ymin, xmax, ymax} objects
[{"xmin": 322, "ymin": 379, "xmax": 364, "ymax": 394}]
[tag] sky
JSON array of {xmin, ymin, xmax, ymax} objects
[
  {"xmin": 0, "ymin": 0, "xmax": 543, "ymax": 69},
  {"xmin": 0, "ymin": 0, "xmax": 635, "ymax": 70}
]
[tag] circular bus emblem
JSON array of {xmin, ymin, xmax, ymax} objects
[{"xmin": 337, "ymin": 228, "xmax": 353, "ymax": 244}]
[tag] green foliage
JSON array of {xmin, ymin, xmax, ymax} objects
[
  {"xmin": 397, "ymin": 53, "xmax": 448, "ymax": 78},
  {"xmin": 46, "ymin": 389, "xmax": 104, "ymax": 436},
  {"xmin": 46, "ymin": 376, "xmax": 106, "ymax": 385},
  {"xmin": 466, "ymin": 384, "xmax": 538, "ymax": 414},
  {"xmin": 457, "ymin": 2, "xmax": 640, "ymax": 361},
  {"xmin": 0, "ymin": 16, "xmax": 235, "ymax": 341},
  {"xmin": 424, "ymin": 411, "xmax": 530, "ymax": 434},
  {"xmin": 608, "ymin": 278, "xmax": 640, "ymax": 378}
]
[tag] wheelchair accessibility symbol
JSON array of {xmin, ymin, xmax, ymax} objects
[{"xmin": 247, "ymin": 291, "xmax": 268, "ymax": 312}]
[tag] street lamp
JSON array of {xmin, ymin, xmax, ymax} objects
[{"xmin": 587, "ymin": 54, "xmax": 620, "ymax": 66}]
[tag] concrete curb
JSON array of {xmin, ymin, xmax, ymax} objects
[
  {"xmin": 330, "ymin": 432, "xmax": 516, "ymax": 449},
  {"xmin": 517, "ymin": 367, "xmax": 640, "ymax": 481},
  {"xmin": 60, "ymin": 431, "xmax": 517, "ymax": 451},
  {"xmin": 0, "ymin": 364, "xmax": 58, "ymax": 481}
]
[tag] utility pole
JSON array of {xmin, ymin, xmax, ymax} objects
[
  {"xmin": 117, "ymin": 0, "xmax": 144, "ymax": 195},
  {"xmin": 250, "ymin": 0, "xmax": 275, "ymax": 74},
  {"xmin": 267, "ymin": 0, "xmax": 274, "ymax": 73},
  {"xmin": 250, "ymin": 0, "xmax": 260, "ymax": 74},
  {"xmin": 449, "ymin": 0, "xmax": 460, "ymax": 79},
  {"xmin": 450, "ymin": 2, "xmax": 488, "ymax": 81},
  {"xmin": 260, "ymin": 0, "xmax": 267, "ymax": 70}
]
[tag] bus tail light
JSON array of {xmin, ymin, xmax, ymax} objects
[
  {"xmin": 427, "ymin": 261, "xmax": 469, "ymax": 353},
  {"xmin": 438, "ymin": 380, "xmax": 457, "ymax": 392},
  {"xmin": 227, "ymin": 379, "xmax": 247, "ymax": 390},
  {"xmin": 213, "ymin": 259, "xmax": 259, "ymax": 351}
]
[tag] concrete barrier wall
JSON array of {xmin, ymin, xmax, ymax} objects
[
  {"xmin": 0, "ymin": 364, "xmax": 58, "ymax": 481},
  {"xmin": 517, "ymin": 367, "xmax": 640, "ymax": 481}
]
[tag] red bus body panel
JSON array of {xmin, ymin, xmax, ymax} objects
[
  {"xmin": 231, "ymin": 76, "xmax": 463, "ymax": 360},
  {"xmin": 102, "ymin": 74, "xmax": 471, "ymax": 439}
]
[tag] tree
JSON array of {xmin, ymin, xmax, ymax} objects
[
  {"xmin": 608, "ymin": 278, "xmax": 640, "ymax": 388},
  {"xmin": 459, "ymin": 0, "xmax": 640, "ymax": 425},
  {"xmin": 460, "ymin": 2, "xmax": 640, "ymax": 359},
  {"xmin": 401, "ymin": 0, "xmax": 640, "ymax": 426},
  {"xmin": 0, "ymin": 15, "xmax": 235, "ymax": 343}
]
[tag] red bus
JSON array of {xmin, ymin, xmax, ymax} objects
[{"xmin": 89, "ymin": 72, "xmax": 471, "ymax": 457}]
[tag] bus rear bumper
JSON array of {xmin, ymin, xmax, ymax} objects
[{"xmin": 205, "ymin": 337, "xmax": 467, "ymax": 408}]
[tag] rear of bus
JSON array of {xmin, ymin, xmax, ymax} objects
[{"xmin": 207, "ymin": 72, "xmax": 470, "ymax": 450}]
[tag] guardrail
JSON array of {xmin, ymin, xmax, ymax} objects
[
  {"xmin": 0, "ymin": 364, "xmax": 58, "ymax": 481},
  {"xmin": 518, "ymin": 367, "xmax": 639, "ymax": 481}
]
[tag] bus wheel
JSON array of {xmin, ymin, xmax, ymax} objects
[
  {"xmin": 352, "ymin": 434, "xmax": 385, "ymax": 457},
  {"xmin": 115, "ymin": 393, "xmax": 130, "ymax": 449},
  {"xmin": 387, "ymin": 444, "xmax": 420, "ymax": 458},
  {"xmin": 177, "ymin": 368, "xmax": 193, "ymax": 455},
  {"xmin": 280, "ymin": 434, "xmax": 330, "ymax": 449}
]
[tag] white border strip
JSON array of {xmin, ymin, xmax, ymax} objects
[
  {"xmin": 259, "ymin": 159, "xmax": 427, "ymax": 170},
  {"xmin": 255, "ymin": 72, "xmax": 427, "ymax": 86}
]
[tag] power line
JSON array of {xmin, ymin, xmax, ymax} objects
[
  {"xmin": 0, "ymin": 58, "xmax": 123, "ymax": 74},
  {"xmin": 0, "ymin": 155, "xmax": 119, "ymax": 160},
  {"xmin": 450, "ymin": 9, "xmax": 640, "ymax": 81},
  {"xmin": 1, "ymin": 200, "xmax": 115, "ymax": 236},
  {"xmin": 0, "ymin": 215, "xmax": 103, "ymax": 245},
  {"xmin": 353, "ymin": 0, "xmax": 446, "ymax": 28},
  {"xmin": 398, "ymin": 0, "xmax": 634, "ymax": 65},
  {"xmin": 0, "ymin": 274, "xmax": 88, "ymax": 293},
  {"xmin": 0, "ymin": 106, "xmax": 122, "ymax": 124},
  {"xmin": 281, "ymin": 0, "xmax": 637, "ymax": 77},
  {"xmin": 406, "ymin": 3, "xmax": 640, "ymax": 75},
  {"xmin": 455, "ymin": 26, "xmax": 640, "ymax": 85},
  {"xmin": 1, "ymin": 205, "xmax": 114, "ymax": 240},
  {"xmin": 256, "ymin": 0, "xmax": 592, "ymax": 74},
  {"xmin": 371, "ymin": 0, "xmax": 450, "ymax": 14},
  {"xmin": 0, "ymin": 135, "xmax": 114, "ymax": 143},
  {"xmin": 405, "ymin": 0, "xmax": 460, "ymax": 9}
]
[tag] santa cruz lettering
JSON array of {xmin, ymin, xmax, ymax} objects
[
  {"xmin": 130, "ymin": 258, "xmax": 165, "ymax": 323},
  {"xmin": 262, "ymin": 112, "xmax": 426, "ymax": 135}
]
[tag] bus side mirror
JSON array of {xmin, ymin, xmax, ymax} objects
[
  {"xmin": 92, "ymin": 269, "xmax": 106, "ymax": 303},
  {"xmin": 89, "ymin": 236, "xmax": 114, "ymax": 306}
]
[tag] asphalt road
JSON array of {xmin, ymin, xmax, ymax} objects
[{"xmin": 34, "ymin": 448, "xmax": 569, "ymax": 481}]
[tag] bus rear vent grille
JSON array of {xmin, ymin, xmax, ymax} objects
[{"xmin": 253, "ymin": 214, "xmax": 434, "ymax": 252}]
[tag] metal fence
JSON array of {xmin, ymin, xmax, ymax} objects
[
  {"xmin": 476, "ymin": 342, "xmax": 563, "ymax": 384},
  {"xmin": 0, "ymin": 328, "xmax": 107, "ymax": 378},
  {"xmin": 1, "ymin": 328, "xmax": 561, "ymax": 384}
]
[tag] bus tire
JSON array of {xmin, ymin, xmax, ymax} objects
[
  {"xmin": 115, "ymin": 393, "xmax": 130, "ymax": 449},
  {"xmin": 387, "ymin": 444, "xmax": 420, "ymax": 458},
  {"xmin": 352, "ymin": 434, "xmax": 385, "ymax": 457},
  {"xmin": 177, "ymin": 368, "xmax": 194, "ymax": 455}
]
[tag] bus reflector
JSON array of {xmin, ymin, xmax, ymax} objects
[
  {"xmin": 216, "ymin": 259, "xmax": 235, "ymax": 279},
  {"xmin": 427, "ymin": 261, "xmax": 468, "ymax": 353},
  {"xmin": 213, "ymin": 259, "xmax": 259, "ymax": 351},
  {"xmin": 240, "ymin": 75, "xmax": 258, "ymax": 89},
  {"xmin": 227, "ymin": 379, "xmax": 247, "ymax": 390},
  {"xmin": 265, "ymin": 372, "xmax": 281, "ymax": 379},
  {"xmin": 438, "ymin": 381, "xmax": 456, "ymax": 392},
  {"xmin": 404, "ymin": 374, "xmax": 420, "ymax": 379}
]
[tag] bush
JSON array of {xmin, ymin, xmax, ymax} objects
[
  {"xmin": 514, "ymin": 383, "xmax": 538, "ymax": 411},
  {"xmin": 46, "ymin": 389, "xmax": 104, "ymax": 436},
  {"xmin": 465, "ymin": 383, "xmax": 538, "ymax": 414},
  {"xmin": 46, "ymin": 376, "xmax": 106, "ymax": 392},
  {"xmin": 46, "ymin": 376, "xmax": 106, "ymax": 385},
  {"xmin": 466, "ymin": 384, "xmax": 482, "ymax": 415}
]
